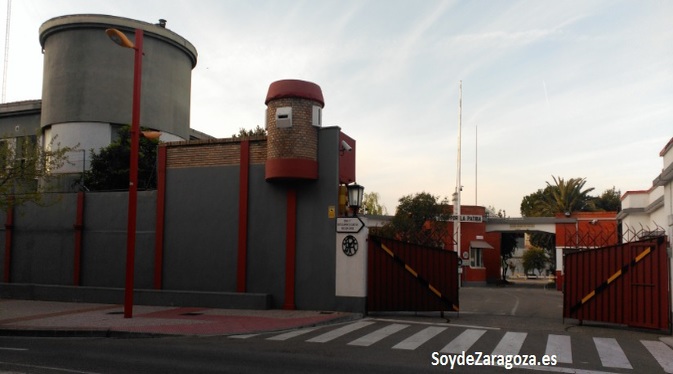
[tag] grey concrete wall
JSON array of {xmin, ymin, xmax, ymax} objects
[
  {"xmin": 162, "ymin": 166, "xmax": 239, "ymax": 292},
  {"xmin": 294, "ymin": 127, "xmax": 340, "ymax": 310},
  {"xmin": 162, "ymin": 127, "xmax": 341, "ymax": 310},
  {"xmin": 80, "ymin": 191, "xmax": 156, "ymax": 289},
  {"xmin": 10, "ymin": 194, "xmax": 77, "ymax": 285},
  {"xmin": 245, "ymin": 167, "xmax": 287, "ymax": 302},
  {"xmin": 0, "ymin": 101, "xmax": 42, "ymax": 137},
  {"xmin": 0, "ymin": 128, "xmax": 342, "ymax": 311},
  {"xmin": 0, "ymin": 192, "xmax": 156, "ymax": 288}
]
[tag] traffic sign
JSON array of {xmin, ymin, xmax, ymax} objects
[{"xmin": 336, "ymin": 217, "xmax": 365, "ymax": 233}]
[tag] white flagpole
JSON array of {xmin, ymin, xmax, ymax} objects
[{"xmin": 455, "ymin": 82, "xmax": 462, "ymax": 256}]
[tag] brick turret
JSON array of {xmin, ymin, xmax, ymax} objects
[{"xmin": 264, "ymin": 79, "xmax": 324, "ymax": 181}]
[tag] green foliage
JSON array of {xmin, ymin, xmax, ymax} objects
[
  {"xmin": 522, "ymin": 247, "xmax": 549, "ymax": 276},
  {"xmin": 232, "ymin": 125, "xmax": 267, "ymax": 139},
  {"xmin": 524, "ymin": 176, "xmax": 596, "ymax": 216},
  {"xmin": 594, "ymin": 186, "xmax": 621, "ymax": 212},
  {"xmin": 83, "ymin": 126, "xmax": 159, "ymax": 191},
  {"xmin": 373, "ymin": 192, "xmax": 449, "ymax": 247},
  {"xmin": 0, "ymin": 134, "xmax": 76, "ymax": 210},
  {"xmin": 362, "ymin": 191, "xmax": 387, "ymax": 215},
  {"xmin": 521, "ymin": 178, "xmax": 620, "ymax": 216}
]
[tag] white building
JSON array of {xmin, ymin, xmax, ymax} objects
[{"xmin": 617, "ymin": 136, "xmax": 673, "ymax": 310}]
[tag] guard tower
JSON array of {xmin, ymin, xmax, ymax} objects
[{"xmin": 264, "ymin": 79, "xmax": 324, "ymax": 181}]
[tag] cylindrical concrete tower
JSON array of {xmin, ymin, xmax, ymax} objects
[
  {"xmin": 38, "ymin": 14, "xmax": 197, "ymax": 173},
  {"xmin": 265, "ymin": 79, "xmax": 324, "ymax": 181}
]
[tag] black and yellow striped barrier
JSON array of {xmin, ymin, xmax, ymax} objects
[
  {"xmin": 378, "ymin": 241, "xmax": 460, "ymax": 312},
  {"xmin": 569, "ymin": 246, "xmax": 653, "ymax": 314}
]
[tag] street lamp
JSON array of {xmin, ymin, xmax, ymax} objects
[
  {"xmin": 106, "ymin": 27, "xmax": 143, "ymax": 318},
  {"xmin": 346, "ymin": 183, "xmax": 365, "ymax": 216}
]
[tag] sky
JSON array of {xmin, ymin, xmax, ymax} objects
[{"xmin": 2, "ymin": 0, "xmax": 672, "ymax": 216}]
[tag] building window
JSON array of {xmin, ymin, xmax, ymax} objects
[{"xmin": 470, "ymin": 247, "xmax": 483, "ymax": 268}]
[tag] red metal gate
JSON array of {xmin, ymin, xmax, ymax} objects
[
  {"xmin": 367, "ymin": 236, "xmax": 459, "ymax": 313},
  {"xmin": 563, "ymin": 236, "xmax": 671, "ymax": 332}
]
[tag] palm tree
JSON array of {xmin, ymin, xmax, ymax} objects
[{"xmin": 535, "ymin": 176, "xmax": 596, "ymax": 215}]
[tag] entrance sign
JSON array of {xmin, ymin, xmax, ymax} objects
[
  {"xmin": 336, "ymin": 217, "xmax": 365, "ymax": 233},
  {"xmin": 447, "ymin": 215, "xmax": 483, "ymax": 223}
]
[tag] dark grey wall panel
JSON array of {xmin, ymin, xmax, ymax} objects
[
  {"xmin": 294, "ymin": 127, "xmax": 339, "ymax": 310},
  {"xmin": 80, "ymin": 191, "xmax": 156, "ymax": 289},
  {"xmin": 10, "ymin": 194, "xmax": 77, "ymax": 285},
  {"xmin": 162, "ymin": 167, "xmax": 238, "ymax": 292},
  {"xmin": 246, "ymin": 166, "xmax": 286, "ymax": 306}
]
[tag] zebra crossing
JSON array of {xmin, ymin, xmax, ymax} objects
[{"xmin": 231, "ymin": 318, "xmax": 673, "ymax": 373}]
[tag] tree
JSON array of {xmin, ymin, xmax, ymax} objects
[
  {"xmin": 594, "ymin": 186, "xmax": 621, "ymax": 212},
  {"xmin": 500, "ymin": 233, "xmax": 519, "ymax": 281},
  {"xmin": 362, "ymin": 191, "xmax": 387, "ymax": 215},
  {"xmin": 520, "ymin": 188, "xmax": 548, "ymax": 217},
  {"xmin": 0, "ymin": 134, "xmax": 76, "ymax": 210},
  {"xmin": 522, "ymin": 247, "xmax": 549, "ymax": 276},
  {"xmin": 374, "ymin": 192, "xmax": 449, "ymax": 247},
  {"xmin": 525, "ymin": 176, "xmax": 595, "ymax": 217},
  {"xmin": 232, "ymin": 125, "xmax": 267, "ymax": 139},
  {"xmin": 83, "ymin": 126, "xmax": 159, "ymax": 191}
]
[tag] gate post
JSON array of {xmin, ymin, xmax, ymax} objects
[
  {"xmin": 555, "ymin": 246, "xmax": 564, "ymax": 291},
  {"xmin": 335, "ymin": 216, "xmax": 368, "ymax": 313}
]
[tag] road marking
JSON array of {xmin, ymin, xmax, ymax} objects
[
  {"xmin": 348, "ymin": 323, "xmax": 409, "ymax": 346},
  {"xmin": 440, "ymin": 328, "xmax": 486, "ymax": 353},
  {"xmin": 0, "ymin": 347, "xmax": 28, "ymax": 351},
  {"xmin": 267, "ymin": 327, "xmax": 321, "ymax": 341},
  {"xmin": 593, "ymin": 337, "xmax": 632, "ymax": 369},
  {"xmin": 369, "ymin": 317, "xmax": 499, "ymax": 330},
  {"xmin": 545, "ymin": 334, "xmax": 572, "ymax": 364},
  {"xmin": 306, "ymin": 321, "xmax": 375, "ymax": 343},
  {"xmin": 228, "ymin": 334, "xmax": 259, "ymax": 339},
  {"xmin": 0, "ymin": 361, "xmax": 101, "ymax": 374},
  {"xmin": 641, "ymin": 340, "xmax": 673, "ymax": 373},
  {"xmin": 491, "ymin": 331, "xmax": 527, "ymax": 356},
  {"xmin": 513, "ymin": 365, "xmax": 620, "ymax": 374},
  {"xmin": 392, "ymin": 326, "xmax": 447, "ymax": 350},
  {"xmin": 510, "ymin": 296, "xmax": 520, "ymax": 315}
]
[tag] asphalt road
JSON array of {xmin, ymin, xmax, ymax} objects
[{"xmin": 0, "ymin": 284, "xmax": 670, "ymax": 374}]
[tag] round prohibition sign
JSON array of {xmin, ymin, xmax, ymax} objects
[{"xmin": 342, "ymin": 235, "xmax": 358, "ymax": 256}]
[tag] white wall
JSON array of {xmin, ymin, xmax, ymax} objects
[
  {"xmin": 44, "ymin": 122, "xmax": 112, "ymax": 174},
  {"xmin": 335, "ymin": 217, "xmax": 369, "ymax": 298},
  {"xmin": 620, "ymin": 137, "xmax": 673, "ymax": 321}
]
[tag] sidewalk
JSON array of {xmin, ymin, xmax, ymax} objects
[{"xmin": 0, "ymin": 299, "xmax": 359, "ymax": 337}]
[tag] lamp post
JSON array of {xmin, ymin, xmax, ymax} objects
[
  {"xmin": 346, "ymin": 183, "xmax": 365, "ymax": 216},
  {"xmin": 106, "ymin": 27, "xmax": 143, "ymax": 318}
]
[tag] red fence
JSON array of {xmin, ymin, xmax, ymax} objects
[
  {"xmin": 563, "ymin": 236, "xmax": 671, "ymax": 332},
  {"xmin": 367, "ymin": 236, "xmax": 459, "ymax": 313}
]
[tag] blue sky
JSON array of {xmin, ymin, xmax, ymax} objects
[{"xmin": 3, "ymin": 0, "xmax": 672, "ymax": 216}]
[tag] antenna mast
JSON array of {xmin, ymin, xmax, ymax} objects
[{"xmin": 2, "ymin": 0, "xmax": 11, "ymax": 103}]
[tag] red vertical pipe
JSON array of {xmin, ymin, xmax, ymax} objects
[
  {"xmin": 154, "ymin": 146, "xmax": 167, "ymax": 289},
  {"xmin": 3, "ymin": 198, "xmax": 14, "ymax": 283},
  {"xmin": 283, "ymin": 188, "xmax": 297, "ymax": 310},
  {"xmin": 73, "ymin": 191, "xmax": 85, "ymax": 286},
  {"xmin": 124, "ymin": 28, "xmax": 143, "ymax": 319},
  {"xmin": 236, "ymin": 140, "xmax": 250, "ymax": 292}
]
